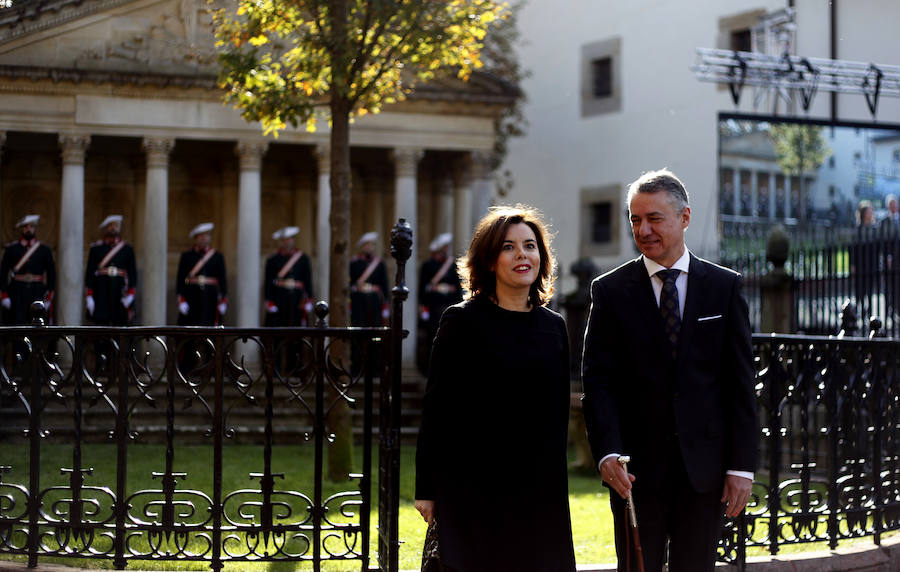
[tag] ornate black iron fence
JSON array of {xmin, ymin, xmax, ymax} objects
[
  {"xmin": 0, "ymin": 220, "xmax": 413, "ymax": 572},
  {"xmin": 719, "ymin": 332, "xmax": 900, "ymax": 568},
  {"xmin": 721, "ymin": 223, "xmax": 900, "ymax": 337}
]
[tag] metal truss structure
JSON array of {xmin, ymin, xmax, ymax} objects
[{"xmin": 692, "ymin": 48, "xmax": 900, "ymax": 117}]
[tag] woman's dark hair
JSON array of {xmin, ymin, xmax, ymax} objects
[{"xmin": 459, "ymin": 204, "xmax": 556, "ymax": 306}]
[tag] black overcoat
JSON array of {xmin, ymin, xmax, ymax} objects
[
  {"xmin": 175, "ymin": 248, "xmax": 227, "ymax": 326},
  {"xmin": 0, "ymin": 239, "xmax": 56, "ymax": 325},
  {"xmin": 85, "ymin": 239, "xmax": 137, "ymax": 325},
  {"xmin": 264, "ymin": 250, "xmax": 313, "ymax": 327},
  {"xmin": 415, "ymin": 296, "xmax": 576, "ymax": 572}
]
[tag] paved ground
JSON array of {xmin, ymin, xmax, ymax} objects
[{"xmin": 3, "ymin": 536, "xmax": 900, "ymax": 572}]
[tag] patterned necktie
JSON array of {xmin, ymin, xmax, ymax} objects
[{"xmin": 657, "ymin": 269, "xmax": 681, "ymax": 360}]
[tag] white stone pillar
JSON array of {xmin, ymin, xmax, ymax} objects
[
  {"xmin": 392, "ymin": 148, "xmax": 423, "ymax": 365},
  {"xmin": 57, "ymin": 134, "xmax": 90, "ymax": 326},
  {"xmin": 784, "ymin": 175, "xmax": 793, "ymax": 219},
  {"xmin": 235, "ymin": 141, "xmax": 268, "ymax": 327},
  {"xmin": 731, "ymin": 168, "xmax": 740, "ymax": 216},
  {"xmin": 435, "ymin": 175, "xmax": 454, "ymax": 237},
  {"xmin": 769, "ymin": 172, "xmax": 777, "ymax": 219},
  {"xmin": 141, "ymin": 137, "xmax": 174, "ymax": 326},
  {"xmin": 469, "ymin": 151, "xmax": 493, "ymax": 229},
  {"xmin": 453, "ymin": 158, "xmax": 473, "ymax": 256},
  {"xmin": 315, "ymin": 144, "xmax": 331, "ymax": 305}
]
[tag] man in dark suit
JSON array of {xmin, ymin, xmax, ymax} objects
[
  {"xmin": 264, "ymin": 226, "xmax": 313, "ymax": 327},
  {"xmin": 581, "ymin": 169, "xmax": 757, "ymax": 571}
]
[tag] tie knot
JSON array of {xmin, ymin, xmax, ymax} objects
[{"xmin": 657, "ymin": 269, "xmax": 680, "ymax": 284}]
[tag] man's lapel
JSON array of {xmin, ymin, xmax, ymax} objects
[
  {"xmin": 625, "ymin": 257, "xmax": 670, "ymax": 358},
  {"xmin": 677, "ymin": 253, "xmax": 707, "ymax": 366}
]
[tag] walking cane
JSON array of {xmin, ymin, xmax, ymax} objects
[{"xmin": 618, "ymin": 455, "xmax": 645, "ymax": 572}]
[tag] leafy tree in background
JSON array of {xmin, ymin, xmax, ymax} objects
[
  {"xmin": 769, "ymin": 123, "xmax": 831, "ymax": 178},
  {"xmin": 212, "ymin": 0, "xmax": 507, "ymax": 480}
]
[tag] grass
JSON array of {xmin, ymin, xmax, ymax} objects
[
  {"xmin": 1, "ymin": 442, "xmax": 890, "ymax": 570},
  {"xmin": 0, "ymin": 442, "xmax": 615, "ymax": 571}
]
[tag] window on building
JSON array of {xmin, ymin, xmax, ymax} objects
[
  {"xmin": 730, "ymin": 29, "xmax": 752, "ymax": 52},
  {"xmin": 581, "ymin": 37, "xmax": 622, "ymax": 117},
  {"xmin": 591, "ymin": 57, "xmax": 613, "ymax": 98},
  {"xmin": 580, "ymin": 186, "xmax": 621, "ymax": 257},
  {"xmin": 893, "ymin": 148, "xmax": 900, "ymax": 162}
]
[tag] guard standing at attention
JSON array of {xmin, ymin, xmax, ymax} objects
[
  {"xmin": 350, "ymin": 231, "xmax": 389, "ymax": 328},
  {"xmin": 85, "ymin": 214, "xmax": 137, "ymax": 325},
  {"xmin": 1, "ymin": 214, "xmax": 56, "ymax": 324},
  {"xmin": 176, "ymin": 222, "xmax": 228, "ymax": 326},
  {"xmin": 264, "ymin": 226, "xmax": 314, "ymax": 326}
]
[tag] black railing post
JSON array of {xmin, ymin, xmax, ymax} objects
[
  {"xmin": 112, "ymin": 333, "xmax": 129, "ymax": 569},
  {"xmin": 378, "ymin": 219, "xmax": 410, "ymax": 572},
  {"xmin": 313, "ymin": 305, "xmax": 328, "ymax": 572},
  {"xmin": 211, "ymin": 332, "xmax": 225, "ymax": 572},
  {"xmin": 26, "ymin": 301, "xmax": 46, "ymax": 568},
  {"xmin": 766, "ymin": 342, "xmax": 782, "ymax": 556}
]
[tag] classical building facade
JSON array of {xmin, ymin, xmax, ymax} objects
[{"xmin": 0, "ymin": 0, "xmax": 514, "ymax": 363}]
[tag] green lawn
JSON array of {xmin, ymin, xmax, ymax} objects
[{"xmin": 0, "ymin": 443, "xmax": 615, "ymax": 570}]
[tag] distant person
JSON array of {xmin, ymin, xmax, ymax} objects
[
  {"xmin": 880, "ymin": 194, "xmax": 899, "ymax": 232},
  {"xmin": 852, "ymin": 200, "xmax": 877, "ymax": 329},
  {"xmin": 176, "ymin": 223, "xmax": 227, "ymax": 326},
  {"xmin": 1, "ymin": 214, "xmax": 55, "ymax": 325},
  {"xmin": 880, "ymin": 195, "xmax": 900, "ymax": 327},
  {"xmin": 264, "ymin": 226, "xmax": 313, "ymax": 327},
  {"xmin": 349, "ymin": 232, "xmax": 389, "ymax": 328},
  {"xmin": 417, "ymin": 232, "xmax": 462, "ymax": 374},
  {"xmin": 415, "ymin": 206, "xmax": 576, "ymax": 572},
  {"xmin": 85, "ymin": 215, "xmax": 137, "ymax": 326},
  {"xmin": 582, "ymin": 169, "xmax": 757, "ymax": 572}
]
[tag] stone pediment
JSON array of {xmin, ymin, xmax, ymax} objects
[{"xmin": 0, "ymin": 0, "xmax": 218, "ymax": 76}]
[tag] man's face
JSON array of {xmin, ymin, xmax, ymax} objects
[
  {"xmin": 360, "ymin": 241, "xmax": 375, "ymax": 256},
  {"xmin": 21, "ymin": 223, "xmax": 37, "ymax": 240},
  {"xmin": 105, "ymin": 222, "xmax": 121, "ymax": 237},
  {"xmin": 278, "ymin": 236, "xmax": 294, "ymax": 251},
  {"xmin": 194, "ymin": 232, "xmax": 211, "ymax": 248},
  {"xmin": 629, "ymin": 191, "xmax": 690, "ymax": 268},
  {"xmin": 889, "ymin": 199, "xmax": 898, "ymax": 215}
]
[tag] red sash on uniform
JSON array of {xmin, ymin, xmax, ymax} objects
[
  {"xmin": 187, "ymin": 248, "xmax": 217, "ymax": 281},
  {"xmin": 429, "ymin": 256, "xmax": 455, "ymax": 290},
  {"xmin": 98, "ymin": 240, "xmax": 126, "ymax": 270},
  {"xmin": 13, "ymin": 241, "xmax": 42, "ymax": 273},
  {"xmin": 277, "ymin": 250, "xmax": 304, "ymax": 279}
]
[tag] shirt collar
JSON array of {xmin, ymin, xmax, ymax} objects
[{"xmin": 642, "ymin": 248, "xmax": 691, "ymax": 278}]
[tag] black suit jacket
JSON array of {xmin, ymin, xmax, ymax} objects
[{"xmin": 581, "ymin": 254, "xmax": 757, "ymax": 494}]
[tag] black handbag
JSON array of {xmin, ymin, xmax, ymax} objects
[{"xmin": 421, "ymin": 519, "xmax": 446, "ymax": 572}]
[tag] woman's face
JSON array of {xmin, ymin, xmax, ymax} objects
[{"xmin": 493, "ymin": 222, "xmax": 540, "ymax": 294}]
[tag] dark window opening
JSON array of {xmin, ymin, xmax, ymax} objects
[
  {"xmin": 591, "ymin": 202, "xmax": 612, "ymax": 243},
  {"xmin": 591, "ymin": 57, "xmax": 613, "ymax": 98},
  {"xmin": 730, "ymin": 29, "xmax": 752, "ymax": 52}
]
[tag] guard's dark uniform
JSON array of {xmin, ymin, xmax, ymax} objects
[
  {"xmin": 264, "ymin": 249, "xmax": 313, "ymax": 327},
  {"xmin": 418, "ymin": 255, "xmax": 462, "ymax": 372},
  {"xmin": 0, "ymin": 239, "xmax": 56, "ymax": 325},
  {"xmin": 176, "ymin": 247, "xmax": 227, "ymax": 326},
  {"xmin": 350, "ymin": 254, "xmax": 389, "ymax": 327},
  {"xmin": 85, "ymin": 238, "xmax": 137, "ymax": 326}
]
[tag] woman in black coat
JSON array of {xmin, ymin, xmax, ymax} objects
[{"xmin": 415, "ymin": 205, "xmax": 576, "ymax": 572}]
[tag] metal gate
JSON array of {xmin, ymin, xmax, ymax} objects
[{"xmin": 0, "ymin": 221, "xmax": 412, "ymax": 572}]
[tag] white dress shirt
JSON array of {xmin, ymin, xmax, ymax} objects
[{"xmin": 598, "ymin": 248, "xmax": 754, "ymax": 482}]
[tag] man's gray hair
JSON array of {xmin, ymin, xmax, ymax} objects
[{"xmin": 626, "ymin": 168, "xmax": 690, "ymax": 213}]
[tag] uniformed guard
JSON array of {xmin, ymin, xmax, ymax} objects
[
  {"xmin": 1, "ymin": 214, "xmax": 56, "ymax": 324},
  {"xmin": 264, "ymin": 226, "xmax": 314, "ymax": 327},
  {"xmin": 176, "ymin": 223, "xmax": 227, "ymax": 326},
  {"xmin": 85, "ymin": 214, "xmax": 137, "ymax": 325},
  {"xmin": 417, "ymin": 232, "xmax": 462, "ymax": 373},
  {"xmin": 349, "ymin": 231, "xmax": 389, "ymax": 328}
]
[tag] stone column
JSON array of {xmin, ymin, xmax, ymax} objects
[
  {"xmin": 435, "ymin": 175, "xmax": 454, "ymax": 237},
  {"xmin": 315, "ymin": 144, "xmax": 331, "ymax": 304},
  {"xmin": 392, "ymin": 147, "xmax": 423, "ymax": 365},
  {"xmin": 731, "ymin": 168, "xmax": 740, "ymax": 216},
  {"xmin": 750, "ymin": 170, "xmax": 758, "ymax": 218},
  {"xmin": 235, "ymin": 141, "xmax": 268, "ymax": 327},
  {"xmin": 469, "ymin": 151, "xmax": 493, "ymax": 230},
  {"xmin": 57, "ymin": 134, "xmax": 91, "ymax": 326},
  {"xmin": 141, "ymin": 137, "xmax": 174, "ymax": 325},
  {"xmin": 453, "ymin": 157, "xmax": 473, "ymax": 256},
  {"xmin": 768, "ymin": 172, "xmax": 776, "ymax": 219}
]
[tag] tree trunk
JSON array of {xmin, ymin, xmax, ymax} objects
[{"xmin": 326, "ymin": 90, "xmax": 355, "ymax": 481}]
